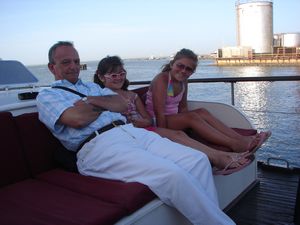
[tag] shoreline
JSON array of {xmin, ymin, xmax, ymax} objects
[{"xmin": 216, "ymin": 57, "xmax": 300, "ymax": 66}]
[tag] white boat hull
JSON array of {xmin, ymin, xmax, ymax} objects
[{"xmin": 0, "ymin": 93, "xmax": 257, "ymax": 224}]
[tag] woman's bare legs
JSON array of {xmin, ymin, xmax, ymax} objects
[
  {"xmin": 165, "ymin": 110, "xmax": 258, "ymax": 153},
  {"xmin": 155, "ymin": 127, "xmax": 251, "ymax": 170}
]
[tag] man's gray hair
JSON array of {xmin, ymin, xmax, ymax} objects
[{"xmin": 48, "ymin": 41, "xmax": 74, "ymax": 64}]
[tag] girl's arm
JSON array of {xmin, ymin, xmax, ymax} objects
[
  {"xmin": 135, "ymin": 94, "xmax": 152, "ymax": 120},
  {"xmin": 151, "ymin": 74, "xmax": 168, "ymax": 128},
  {"xmin": 131, "ymin": 94, "xmax": 153, "ymax": 128}
]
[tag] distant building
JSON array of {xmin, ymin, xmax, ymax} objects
[
  {"xmin": 218, "ymin": 46, "xmax": 252, "ymax": 58},
  {"xmin": 273, "ymin": 33, "xmax": 300, "ymax": 56},
  {"xmin": 216, "ymin": 1, "xmax": 300, "ymax": 65}
]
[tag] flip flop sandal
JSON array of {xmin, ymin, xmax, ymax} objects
[
  {"xmin": 248, "ymin": 131, "xmax": 272, "ymax": 155},
  {"xmin": 213, "ymin": 155, "xmax": 254, "ymax": 176}
]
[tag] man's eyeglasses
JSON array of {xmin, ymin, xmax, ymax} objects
[
  {"xmin": 104, "ymin": 71, "xmax": 126, "ymax": 79},
  {"xmin": 175, "ymin": 63, "xmax": 195, "ymax": 74}
]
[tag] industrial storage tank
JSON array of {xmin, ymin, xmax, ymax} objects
[
  {"xmin": 283, "ymin": 33, "xmax": 300, "ymax": 47},
  {"xmin": 236, "ymin": 0, "xmax": 273, "ymax": 53},
  {"xmin": 274, "ymin": 33, "xmax": 300, "ymax": 47}
]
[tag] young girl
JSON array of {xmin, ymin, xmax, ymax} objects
[
  {"xmin": 145, "ymin": 48, "xmax": 271, "ymax": 153},
  {"xmin": 94, "ymin": 56, "xmax": 253, "ymax": 175}
]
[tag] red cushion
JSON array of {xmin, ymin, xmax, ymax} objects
[
  {"xmin": 14, "ymin": 112, "xmax": 65, "ymax": 175},
  {"xmin": 37, "ymin": 169, "xmax": 157, "ymax": 213},
  {"xmin": 0, "ymin": 179, "xmax": 126, "ymax": 225},
  {"xmin": 132, "ymin": 86, "xmax": 148, "ymax": 103},
  {"xmin": 0, "ymin": 112, "xmax": 30, "ymax": 187}
]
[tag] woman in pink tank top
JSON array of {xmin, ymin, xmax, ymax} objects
[
  {"xmin": 145, "ymin": 48, "xmax": 271, "ymax": 154},
  {"xmin": 146, "ymin": 72, "xmax": 185, "ymax": 116}
]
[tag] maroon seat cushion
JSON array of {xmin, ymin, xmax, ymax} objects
[
  {"xmin": 37, "ymin": 169, "xmax": 157, "ymax": 213},
  {"xmin": 132, "ymin": 86, "xmax": 148, "ymax": 103},
  {"xmin": 0, "ymin": 179, "xmax": 126, "ymax": 225},
  {"xmin": 14, "ymin": 112, "xmax": 66, "ymax": 175},
  {"xmin": 0, "ymin": 112, "xmax": 30, "ymax": 187}
]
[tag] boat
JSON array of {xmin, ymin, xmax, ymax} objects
[{"xmin": 0, "ymin": 60, "xmax": 299, "ymax": 225}]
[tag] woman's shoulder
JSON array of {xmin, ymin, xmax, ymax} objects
[{"xmin": 151, "ymin": 72, "xmax": 168, "ymax": 87}]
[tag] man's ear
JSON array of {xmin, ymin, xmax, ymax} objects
[{"xmin": 48, "ymin": 63, "xmax": 55, "ymax": 73}]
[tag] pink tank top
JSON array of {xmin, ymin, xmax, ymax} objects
[{"xmin": 145, "ymin": 74, "xmax": 185, "ymax": 117}]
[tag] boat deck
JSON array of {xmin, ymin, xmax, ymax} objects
[{"xmin": 227, "ymin": 162, "xmax": 300, "ymax": 225}]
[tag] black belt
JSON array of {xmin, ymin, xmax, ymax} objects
[{"xmin": 77, "ymin": 120, "xmax": 125, "ymax": 152}]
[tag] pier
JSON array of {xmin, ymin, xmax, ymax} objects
[{"xmin": 216, "ymin": 53, "xmax": 300, "ymax": 66}]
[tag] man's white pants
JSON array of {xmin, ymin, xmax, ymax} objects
[{"xmin": 77, "ymin": 124, "xmax": 235, "ymax": 225}]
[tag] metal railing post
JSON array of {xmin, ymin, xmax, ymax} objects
[{"xmin": 231, "ymin": 82, "xmax": 235, "ymax": 105}]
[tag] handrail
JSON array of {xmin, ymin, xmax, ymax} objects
[
  {"xmin": 1, "ymin": 76, "xmax": 300, "ymax": 105},
  {"xmin": 129, "ymin": 75, "xmax": 300, "ymax": 105},
  {"xmin": 129, "ymin": 75, "xmax": 300, "ymax": 85}
]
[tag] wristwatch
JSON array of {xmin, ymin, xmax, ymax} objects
[{"xmin": 82, "ymin": 97, "xmax": 89, "ymax": 103}]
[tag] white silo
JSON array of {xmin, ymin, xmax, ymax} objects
[{"xmin": 236, "ymin": 0, "xmax": 273, "ymax": 53}]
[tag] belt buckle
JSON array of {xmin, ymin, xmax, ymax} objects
[{"xmin": 112, "ymin": 121, "xmax": 120, "ymax": 127}]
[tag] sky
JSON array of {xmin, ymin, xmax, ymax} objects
[{"xmin": 0, "ymin": 0, "xmax": 299, "ymax": 65}]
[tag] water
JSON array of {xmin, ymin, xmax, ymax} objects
[{"xmin": 27, "ymin": 59, "xmax": 300, "ymax": 168}]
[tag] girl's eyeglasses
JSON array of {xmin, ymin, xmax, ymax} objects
[
  {"xmin": 175, "ymin": 63, "xmax": 195, "ymax": 74},
  {"xmin": 104, "ymin": 71, "xmax": 126, "ymax": 79}
]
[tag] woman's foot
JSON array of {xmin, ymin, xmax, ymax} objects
[
  {"xmin": 212, "ymin": 151, "xmax": 251, "ymax": 170},
  {"xmin": 231, "ymin": 130, "xmax": 272, "ymax": 153},
  {"xmin": 212, "ymin": 151, "xmax": 253, "ymax": 175},
  {"xmin": 230, "ymin": 134, "xmax": 258, "ymax": 153},
  {"xmin": 248, "ymin": 131, "xmax": 272, "ymax": 154}
]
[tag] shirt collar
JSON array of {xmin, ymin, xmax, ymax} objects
[{"xmin": 51, "ymin": 78, "xmax": 85, "ymax": 87}]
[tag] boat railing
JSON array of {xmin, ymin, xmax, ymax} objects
[
  {"xmin": 1, "ymin": 75, "xmax": 299, "ymax": 169},
  {"xmin": 1, "ymin": 76, "xmax": 300, "ymax": 106},
  {"xmin": 129, "ymin": 75, "xmax": 300, "ymax": 105}
]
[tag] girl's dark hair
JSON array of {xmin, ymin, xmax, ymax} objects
[
  {"xmin": 161, "ymin": 48, "xmax": 198, "ymax": 72},
  {"xmin": 94, "ymin": 56, "xmax": 129, "ymax": 90}
]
